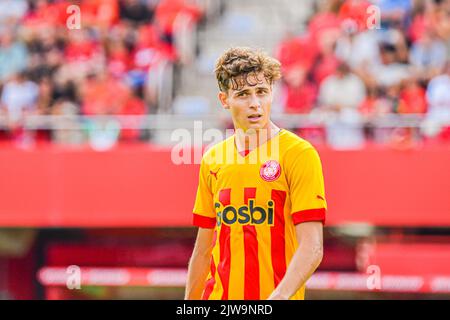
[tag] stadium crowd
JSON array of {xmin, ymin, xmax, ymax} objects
[
  {"xmin": 0, "ymin": 0, "xmax": 204, "ymax": 145},
  {"xmin": 276, "ymin": 0, "xmax": 450, "ymax": 148},
  {"xmin": 0, "ymin": 0, "xmax": 449, "ymax": 148}
]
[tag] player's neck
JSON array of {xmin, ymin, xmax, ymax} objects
[{"xmin": 234, "ymin": 122, "xmax": 281, "ymax": 153}]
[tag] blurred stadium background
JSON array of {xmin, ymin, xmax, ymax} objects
[{"xmin": 0, "ymin": 0, "xmax": 450, "ymax": 299}]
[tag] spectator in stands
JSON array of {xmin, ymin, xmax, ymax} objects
[
  {"xmin": 423, "ymin": 63, "xmax": 450, "ymax": 142},
  {"xmin": 0, "ymin": 71, "xmax": 39, "ymax": 143},
  {"xmin": 0, "ymin": 71, "xmax": 39, "ymax": 122},
  {"xmin": 23, "ymin": 0, "xmax": 68, "ymax": 28},
  {"xmin": 0, "ymin": 32, "xmax": 29, "ymax": 82},
  {"xmin": 48, "ymin": 28, "xmax": 103, "ymax": 94},
  {"xmin": 308, "ymin": 0, "xmax": 341, "ymax": 50},
  {"xmin": 80, "ymin": 70, "xmax": 130, "ymax": 115},
  {"xmin": 312, "ymin": 26, "xmax": 341, "ymax": 86},
  {"xmin": 79, "ymin": 67, "xmax": 131, "ymax": 149},
  {"xmin": 50, "ymin": 98, "xmax": 84, "ymax": 145},
  {"xmin": 371, "ymin": 42, "xmax": 410, "ymax": 89},
  {"xmin": 0, "ymin": 0, "xmax": 28, "ymax": 26},
  {"xmin": 154, "ymin": 0, "xmax": 202, "ymax": 46},
  {"xmin": 408, "ymin": 0, "xmax": 428, "ymax": 43},
  {"xmin": 120, "ymin": 86, "xmax": 147, "ymax": 141},
  {"xmin": 36, "ymin": 75, "xmax": 54, "ymax": 116},
  {"xmin": 319, "ymin": 62, "xmax": 366, "ymax": 149},
  {"xmin": 375, "ymin": 0, "xmax": 411, "ymax": 65},
  {"xmin": 119, "ymin": 0, "xmax": 155, "ymax": 25},
  {"xmin": 26, "ymin": 27, "xmax": 64, "ymax": 81},
  {"xmin": 282, "ymin": 65, "xmax": 318, "ymax": 114},
  {"xmin": 335, "ymin": 19, "xmax": 381, "ymax": 76},
  {"xmin": 359, "ymin": 87, "xmax": 389, "ymax": 117},
  {"xmin": 276, "ymin": 31, "xmax": 318, "ymax": 114},
  {"xmin": 128, "ymin": 24, "xmax": 173, "ymax": 112},
  {"xmin": 338, "ymin": 0, "xmax": 372, "ymax": 31},
  {"xmin": 277, "ymin": 31, "xmax": 317, "ymax": 74},
  {"xmin": 105, "ymin": 38, "xmax": 131, "ymax": 78},
  {"xmin": 77, "ymin": 0, "xmax": 120, "ymax": 29},
  {"xmin": 375, "ymin": 0, "xmax": 413, "ymax": 29},
  {"xmin": 398, "ymin": 79, "xmax": 427, "ymax": 114},
  {"xmin": 319, "ymin": 62, "xmax": 366, "ymax": 112},
  {"xmin": 409, "ymin": 29, "xmax": 448, "ymax": 81},
  {"xmin": 427, "ymin": 0, "xmax": 450, "ymax": 44}
]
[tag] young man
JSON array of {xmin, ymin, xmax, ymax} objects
[{"xmin": 185, "ymin": 47, "xmax": 327, "ymax": 300}]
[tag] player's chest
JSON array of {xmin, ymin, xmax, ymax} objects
[{"xmin": 209, "ymin": 160, "xmax": 287, "ymax": 196}]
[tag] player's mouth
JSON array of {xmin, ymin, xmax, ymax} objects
[{"xmin": 248, "ymin": 114, "xmax": 262, "ymax": 123}]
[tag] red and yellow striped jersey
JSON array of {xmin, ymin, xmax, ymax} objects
[{"xmin": 192, "ymin": 129, "xmax": 327, "ymax": 300}]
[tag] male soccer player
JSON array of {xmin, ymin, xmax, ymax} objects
[{"xmin": 184, "ymin": 47, "xmax": 327, "ymax": 300}]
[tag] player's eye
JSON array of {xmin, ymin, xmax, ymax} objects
[{"xmin": 237, "ymin": 92, "xmax": 248, "ymax": 97}]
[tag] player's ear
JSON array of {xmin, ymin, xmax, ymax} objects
[{"xmin": 218, "ymin": 91, "xmax": 230, "ymax": 110}]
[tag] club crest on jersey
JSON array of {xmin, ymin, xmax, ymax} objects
[{"xmin": 260, "ymin": 160, "xmax": 281, "ymax": 182}]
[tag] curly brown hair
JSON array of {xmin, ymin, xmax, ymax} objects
[{"xmin": 214, "ymin": 47, "xmax": 282, "ymax": 92}]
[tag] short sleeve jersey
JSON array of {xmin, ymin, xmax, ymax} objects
[{"xmin": 193, "ymin": 129, "xmax": 327, "ymax": 300}]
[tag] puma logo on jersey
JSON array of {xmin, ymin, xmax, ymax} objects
[{"xmin": 210, "ymin": 168, "xmax": 220, "ymax": 179}]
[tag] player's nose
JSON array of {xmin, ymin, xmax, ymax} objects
[{"xmin": 249, "ymin": 94, "xmax": 260, "ymax": 110}]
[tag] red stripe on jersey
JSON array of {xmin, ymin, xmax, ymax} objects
[
  {"xmin": 292, "ymin": 208, "xmax": 326, "ymax": 225},
  {"xmin": 219, "ymin": 188, "xmax": 231, "ymax": 206},
  {"xmin": 239, "ymin": 150, "xmax": 250, "ymax": 157},
  {"xmin": 202, "ymin": 256, "xmax": 216, "ymax": 299},
  {"xmin": 217, "ymin": 189, "xmax": 231, "ymax": 300},
  {"xmin": 193, "ymin": 213, "xmax": 216, "ymax": 228},
  {"xmin": 202, "ymin": 230, "xmax": 217, "ymax": 300},
  {"xmin": 270, "ymin": 190, "xmax": 287, "ymax": 288},
  {"xmin": 244, "ymin": 187, "xmax": 256, "ymax": 202},
  {"xmin": 243, "ymin": 188, "xmax": 260, "ymax": 300}
]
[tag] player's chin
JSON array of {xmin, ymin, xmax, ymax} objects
[
  {"xmin": 246, "ymin": 119, "xmax": 266, "ymax": 130},
  {"xmin": 245, "ymin": 124, "xmax": 264, "ymax": 133}
]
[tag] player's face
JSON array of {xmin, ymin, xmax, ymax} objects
[{"xmin": 219, "ymin": 72, "xmax": 273, "ymax": 132}]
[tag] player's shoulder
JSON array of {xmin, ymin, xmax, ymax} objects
[
  {"xmin": 200, "ymin": 134, "xmax": 234, "ymax": 166},
  {"xmin": 279, "ymin": 129, "xmax": 316, "ymax": 156}
]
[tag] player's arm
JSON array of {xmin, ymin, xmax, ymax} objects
[
  {"xmin": 268, "ymin": 146, "xmax": 327, "ymax": 299},
  {"xmin": 184, "ymin": 227, "xmax": 215, "ymax": 300},
  {"xmin": 185, "ymin": 154, "xmax": 216, "ymax": 299},
  {"xmin": 267, "ymin": 221, "xmax": 323, "ymax": 300}
]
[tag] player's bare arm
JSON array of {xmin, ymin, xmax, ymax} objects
[
  {"xmin": 268, "ymin": 221, "xmax": 324, "ymax": 300},
  {"xmin": 184, "ymin": 227, "xmax": 215, "ymax": 300}
]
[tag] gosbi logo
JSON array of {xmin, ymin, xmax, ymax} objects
[
  {"xmin": 260, "ymin": 160, "xmax": 281, "ymax": 182},
  {"xmin": 215, "ymin": 188, "xmax": 275, "ymax": 226}
]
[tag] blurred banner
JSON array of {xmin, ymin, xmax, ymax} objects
[{"xmin": 0, "ymin": 144, "xmax": 449, "ymax": 227}]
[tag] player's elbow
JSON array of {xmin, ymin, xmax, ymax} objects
[
  {"xmin": 311, "ymin": 243, "xmax": 324, "ymax": 267},
  {"xmin": 192, "ymin": 241, "xmax": 214, "ymax": 260},
  {"xmin": 191, "ymin": 227, "xmax": 215, "ymax": 260},
  {"xmin": 314, "ymin": 244, "xmax": 323, "ymax": 267}
]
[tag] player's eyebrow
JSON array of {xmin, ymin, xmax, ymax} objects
[
  {"xmin": 234, "ymin": 86, "xmax": 269, "ymax": 95},
  {"xmin": 234, "ymin": 88, "xmax": 251, "ymax": 95}
]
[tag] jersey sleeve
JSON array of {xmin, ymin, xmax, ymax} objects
[
  {"xmin": 285, "ymin": 145, "xmax": 327, "ymax": 225},
  {"xmin": 192, "ymin": 157, "xmax": 216, "ymax": 228}
]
